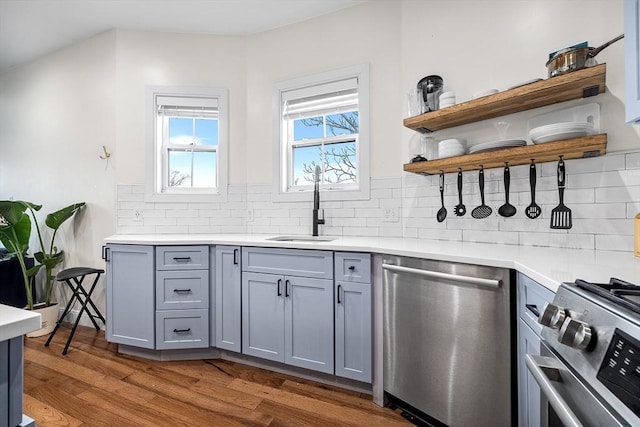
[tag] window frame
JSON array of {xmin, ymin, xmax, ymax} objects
[
  {"xmin": 145, "ymin": 86, "xmax": 229, "ymax": 203},
  {"xmin": 273, "ymin": 64, "xmax": 370, "ymax": 202}
]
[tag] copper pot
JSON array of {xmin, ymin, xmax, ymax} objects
[{"xmin": 546, "ymin": 34, "xmax": 623, "ymax": 77}]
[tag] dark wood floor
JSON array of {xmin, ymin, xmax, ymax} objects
[{"xmin": 23, "ymin": 325, "xmax": 410, "ymax": 426}]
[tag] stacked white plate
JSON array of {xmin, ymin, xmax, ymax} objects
[
  {"xmin": 439, "ymin": 91, "xmax": 456, "ymax": 108},
  {"xmin": 529, "ymin": 121, "xmax": 595, "ymax": 144},
  {"xmin": 438, "ymin": 138, "xmax": 466, "ymax": 158},
  {"xmin": 468, "ymin": 139, "xmax": 526, "ymax": 154}
]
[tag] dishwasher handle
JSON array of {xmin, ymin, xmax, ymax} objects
[
  {"xmin": 382, "ymin": 263, "xmax": 502, "ymax": 289},
  {"xmin": 525, "ymin": 354, "xmax": 584, "ymax": 427}
]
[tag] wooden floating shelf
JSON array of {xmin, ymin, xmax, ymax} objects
[
  {"xmin": 403, "ymin": 134, "xmax": 607, "ymax": 175},
  {"xmin": 403, "ymin": 64, "xmax": 606, "ymax": 133}
]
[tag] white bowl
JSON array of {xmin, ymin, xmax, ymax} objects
[
  {"xmin": 439, "ymin": 100, "xmax": 456, "ymax": 108},
  {"xmin": 439, "ymin": 91, "xmax": 455, "ymax": 101},
  {"xmin": 473, "ymin": 88, "xmax": 499, "ymax": 99}
]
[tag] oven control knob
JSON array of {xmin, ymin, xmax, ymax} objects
[
  {"xmin": 558, "ymin": 318, "xmax": 593, "ymax": 350},
  {"xmin": 538, "ymin": 303, "xmax": 566, "ymax": 329}
]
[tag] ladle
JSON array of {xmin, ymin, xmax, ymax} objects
[{"xmin": 498, "ymin": 162, "xmax": 517, "ymax": 218}]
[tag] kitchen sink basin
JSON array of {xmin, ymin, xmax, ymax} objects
[{"xmin": 266, "ymin": 235, "xmax": 337, "ymax": 243}]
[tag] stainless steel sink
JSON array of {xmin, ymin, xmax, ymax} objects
[{"xmin": 266, "ymin": 235, "xmax": 337, "ymax": 242}]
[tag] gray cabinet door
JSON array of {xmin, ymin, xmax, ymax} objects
[
  {"xmin": 518, "ymin": 318, "xmax": 542, "ymax": 427},
  {"xmin": 215, "ymin": 245, "xmax": 241, "ymax": 352},
  {"xmin": 285, "ymin": 276, "xmax": 334, "ymax": 374},
  {"xmin": 335, "ymin": 281, "xmax": 372, "ymax": 383},
  {"xmin": 106, "ymin": 244, "xmax": 155, "ymax": 349},
  {"xmin": 242, "ymin": 272, "xmax": 285, "ymax": 362}
]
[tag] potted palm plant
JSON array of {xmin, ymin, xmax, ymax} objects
[{"xmin": 0, "ymin": 200, "xmax": 85, "ymax": 336}]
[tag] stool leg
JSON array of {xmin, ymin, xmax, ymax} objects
[
  {"xmin": 45, "ymin": 283, "xmax": 81, "ymax": 347},
  {"xmin": 78, "ymin": 274, "xmax": 105, "ymax": 329}
]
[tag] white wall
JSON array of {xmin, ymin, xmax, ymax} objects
[{"xmin": 0, "ymin": 31, "xmax": 117, "ymax": 308}]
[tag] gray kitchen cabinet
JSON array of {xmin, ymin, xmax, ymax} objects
[
  {"xmin": 155, "ymin": 246, "xmax": 209, "ymax": 350},
  {"xmin": 625, "ymin": 0, "xmax": 640, "ymax": 123},
  {"xmin": 241, "ymin": 247, "xmax": 334, "ymax": 374},
  {"xmin": 105, "ymin": 244, "xmax": 155, "ymax": 349},
  {"xmin": 335, "ymin": 252, "xmax": 372, "ymax": 383},
  {"xmin": 215, "ymin": 245, "xmax": 242, "ymax": 352},
  {"xmin": 516, "ymin": 273, "xmax": 554, "ymax": 427}
]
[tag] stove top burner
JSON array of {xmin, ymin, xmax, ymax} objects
[{"xmin": 575, "ymin": 277, "xmax": 640, "ymax": 315}]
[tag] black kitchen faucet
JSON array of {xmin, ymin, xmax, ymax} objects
[{"xmin": 312, "ymin": 165, "xmax": 325, "ymax": 236}]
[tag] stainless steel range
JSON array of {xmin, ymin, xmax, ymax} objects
[{"xmin": 527, "ymin": 278, "xmax": 640, "ymax": 427}]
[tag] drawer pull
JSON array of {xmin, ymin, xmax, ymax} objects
[
  {"xmin": 337, "ymin": 284, "xmax": 342, "ymax": 304},
  {"xmin": 526, "ymin": 303, "xmax": 541, "ymax": 317},
  {"xmin": 277, "ymin": 279, "xmax": 282, "ymax": 296},
  {"xmin": 173, "ymin": 288, "xmax": 192, "ymax": 294},
  {"xmin": 173, "ymin": 328, "xmax": 192, "ymax": 334},
  {"xmin": 173, "ymin": 257, "xmax": 191, "ymax": 262},
  {"xmin": 285, "ymin": 280, "xmax": 291, "ymax": 298},
  {"xmin": 233, "ymin": 248, "xmax": 239, "ymax": 265},
  {"xmin": 348, "ymin": 265, "xmax": 355, "ymax": 271}
]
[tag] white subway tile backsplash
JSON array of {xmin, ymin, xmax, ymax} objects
[{"xmin": 114, "ymin": 151, "xmax": 640, "ymax": 252}]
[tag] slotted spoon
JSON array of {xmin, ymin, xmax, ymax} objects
[
  {"xmin": 525, "ymin": 160, "xmax": 542, "ymax": 219},
  {"xmin": 453, "ymin": 169, "xmax": 466, "ymax": 216},
  {"xmin": 550, "ymin": 158, "xmax": 572, "ymax": 229},
  {"xmin": 437, "ymin": 171, "xmax": 447, "ymax": 223},
  {"xmin": 472, "ymin": 166, "xmax": 492, "ymax": 219}
]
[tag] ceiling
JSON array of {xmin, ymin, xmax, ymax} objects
[{"xmin": 0, "ymin": 0, "xmax": 366, "ymax": 72}]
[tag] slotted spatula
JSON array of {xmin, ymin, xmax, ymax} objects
[
  {"xmin": 472, "ymin": 166, "xmax": 492, "ymax": 219},
  {"xmin": 550, "ymin": 158, "xmax": 572, "ymax": 229}
]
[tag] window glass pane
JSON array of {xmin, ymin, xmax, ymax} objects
[
  {"xmin": 195, "ymin": 119, "xmax": 218, "ymax": 146},
  {"xmin": 192, "ymin": 151, "xmax": 217, "ymax": 188},
  {"xmin": 168, "ymin": 117, "xmax": 194, "ymax": 145},
  {"xmin": 293, "ymin": 116, "xmax": 323, "ymax": 141},
  {"xmin": 168, "ymin": 150, "xmax": 192, "ymax": 188},
  {"xmin": 326, "ymin": 111, "xmax": 358, "ymax": 136},
  {"xmin": 292, "ymin": 145, "xmax": 322, "ymax": 186},
  {"xmin": 325, "ymin": 140, "xmax": 356, "ymax": 184}
]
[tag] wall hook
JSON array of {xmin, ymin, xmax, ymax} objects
[{"xmin": 100, "ymin": 145, "xmax": 111, "ymax": 160}]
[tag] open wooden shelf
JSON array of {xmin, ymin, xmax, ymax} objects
[
  {"xmin": 403, "ymin": 64, "xmax": 606, "ymax": 133},
  {"xmin": 403, "ymin": 134, "xmax": 607, "ymax": 175}
]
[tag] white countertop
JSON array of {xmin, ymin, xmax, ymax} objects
[
  {"xmin": 0, "ymin": 304, "xmax": 41, "ymax": 342},
  {"xmin": 104, "ymin": 234, "xmax": 640, "ymax": 293}
]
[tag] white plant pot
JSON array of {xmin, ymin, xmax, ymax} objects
[{"xmin": 26, "ymin": 303, "xmax": 59, "ymax": 337}]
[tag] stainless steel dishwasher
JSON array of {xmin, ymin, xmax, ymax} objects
[{"xmin": 382, "ymin": 255, "xmax": 514, "ymax": 427}]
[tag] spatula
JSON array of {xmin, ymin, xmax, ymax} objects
[
  {"xmin": 550, "ymin": 157, "xmax": 572, "ymax": 229},
  {"xmin": 472, "ymin": 166, "xmax": 492, "ymax": 219}
]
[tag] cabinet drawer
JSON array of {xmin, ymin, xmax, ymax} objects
[
  {"xmin": 156, "ymin": 270, "xmax": 209, "ymax": 310},
  {"xmin": 242, "ymin": 247, "xmax": 333, "ymax": 279},
  {"xmin": 156, "ymin": 246, "xmax": 209, "ymax": 270},
  {"xmin": 155, "ymin": 309, "xmax": 209, "ymax": 349},
  {"xmin": 517, "ymin": 272, "xmax": 555, "ymax": 336},
  {"xmin": 335, "ymin": 252, "xmax": 371, "ymax": 283}
]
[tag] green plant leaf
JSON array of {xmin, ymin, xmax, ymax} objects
[
  {"xmin": 45, "ymin": 203, "xmax": 85, "ymax": 230},
  {"xmin": 34, "ymin": 250, "xmax": 64, "ymax": 269},
  {"xmin": 0, "ymin": 200, "xmax": 29, "ymax": 225},
  {"xmin": 27, "ymin": 264, "xmax": 43, "ymax": 278},
  {"xmin": 0, "ymin": 214, "xmax": 31, "ymax": 254}
]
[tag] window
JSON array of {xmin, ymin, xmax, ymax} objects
[
  {"xmin": 146, "ymin": 86, "xmax": 228, "ymax": 202},
  {"xmin": 275, "ymin": 65, "xmax": 369, "ymax": 201}
]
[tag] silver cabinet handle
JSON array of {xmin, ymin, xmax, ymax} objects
[
  {"xmin": 382, "ymin": 263, "xmax": 501, "ymax": 289},
  {"xmin": 525, "ymin": 354, "xmax": 584, "ymax": 427}
]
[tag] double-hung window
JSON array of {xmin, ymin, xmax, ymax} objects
[
  {"xmin": 276, "ymin": 65, "xmax": 369, "ymax": 201},
  {"xmin": 147, "ymin": 86, "xmax": 228, "ymax": 201}
]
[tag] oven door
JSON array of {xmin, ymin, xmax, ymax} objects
[{"xmin": 525, "ymin": 341, "xmax": 628, "ymax": 427}]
